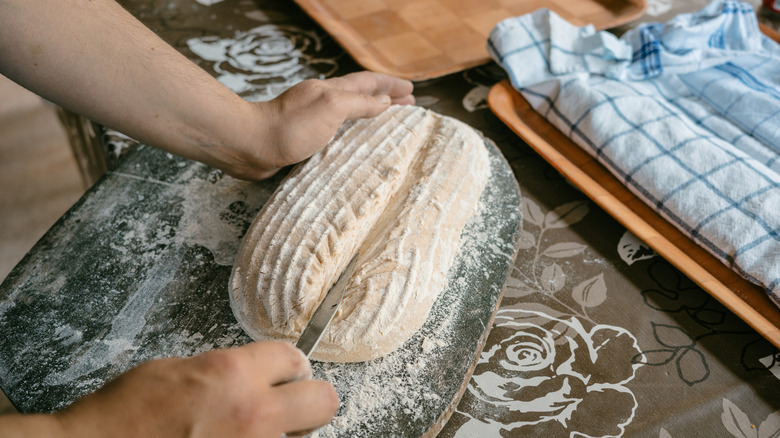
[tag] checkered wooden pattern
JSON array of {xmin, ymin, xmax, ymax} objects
[{"xmin": 294, "ymin": 0, "xmax": 646, "ymax": 80}]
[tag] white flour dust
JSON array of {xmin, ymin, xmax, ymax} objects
[{"xmin": 309, "ymin": 140, "xmax": 521, "ymax": 436}]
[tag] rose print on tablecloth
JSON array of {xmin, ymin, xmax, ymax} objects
[
  {"xmin": 187, "ymin": 24, "xmax": 339, "ymax": 100},
  {"xmin": 454, "ymin": 307, "xmax": 643, "ymax": 438},
  {"xmin": 634, "ymin": 259, "xmax": 774, "ymax": 386},
  {"xmin": 460, "ymin": 64, "xmax": 510, "ymax": 112},
  {"xmin": 617, "ymin": 230, "xmax": 656, "ymax": 266},
  {"xmin": 660, "ymin": 398, "xmax": 780, "ymax": 437}
]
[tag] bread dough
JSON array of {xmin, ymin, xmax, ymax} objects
[{"xmin": 229, "ymin": 105, "xmax": 490, "ymax": 362}]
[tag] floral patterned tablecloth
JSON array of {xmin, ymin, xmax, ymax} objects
[{"xmin": 6, "ymin": 0, "xmax": 780, "ymax": 436}]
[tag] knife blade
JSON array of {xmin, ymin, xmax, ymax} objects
[{"xmin": 295, "ymin": 253, "xmax": 359, "ymax": 357}]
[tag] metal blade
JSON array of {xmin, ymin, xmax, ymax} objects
[{"xmin": 295, "ymin": 253, "xmax": 359, "ymax": 357}]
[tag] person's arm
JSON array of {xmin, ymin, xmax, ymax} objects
[
  {"xmin": 0, "ymin": 342, "xmax": 337, "ymax": 438},
  {"xmin": 0, "ymin": 0, "xmax": 414, "ymax": 180},
  {"xmin": 0, "ymin": 414, "xmax": 63, "ymax": 437}
]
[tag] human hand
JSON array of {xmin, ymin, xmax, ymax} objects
[
  {"xmin": 205, "ymin": 71, "xmax": 415, "ymax": 180},
  {"xmin": 53, "ymin": 342, "xmax": 337, "ymax": 438},
  {"xmin": 0, "ymin": 0, "xmax": 413, "ymax": 183}
]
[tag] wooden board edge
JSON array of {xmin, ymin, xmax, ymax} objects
[
  {"xmin": 423, "ymin": 224, "xmax": 524, "ymax": 437},
  {"xmin": 291, "ymin": 0, "xmax": 648, "ymax": 81},
  {"xmin": 422, "ymin": 280, "xmax": 506, "ymax": 438},
  {"xmin": 487, "ymin": 79, "xmax": 780, "ymax": 349},
  {"xmin": 291, "ymin": 0, "xmax": 461, "ymax": 80},
  {"xmin": 759, "ymin": 22, "xmax": 780, "ymax": 43},
  {"xmin": 598, "ymin": 0, "xmax": 648, "ymax": 30},
  {"xmin": 292, "ymin": 0, "xmax": 398, "ymax": 74},
  {"xmin": 421, "ymin": 139, "xmax": 524, "ymax": 437}
]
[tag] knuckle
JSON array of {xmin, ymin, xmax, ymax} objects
[
  {"xmin": 278, "ymin": 342, "xmax": 309, "ymax": 374},
  {"xmin": 317, "ymin": 89, "xmax": 340, "ymax": 107},
  {"xmin": 193, "ymin": 349, "xmax": 242, "ymax": 376},
  {"xmin": 298, "ymin": 78, "xmax": 325, "ymax": 93},
  {"xmin": 256, "ymin": 341, "xmax": 310, "ymax": 379}
]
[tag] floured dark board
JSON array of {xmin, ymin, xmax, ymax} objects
[{"xmin": 0, "ymin": 137, "xmax": 521, "ymax": 436}]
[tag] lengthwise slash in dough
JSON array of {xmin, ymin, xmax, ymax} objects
[{"xmin": 229, "ymin": 105, "xmax": 490, "ymax": 362}]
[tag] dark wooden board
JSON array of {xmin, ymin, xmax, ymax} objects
[{"xmin": 0, "ymin": 136, "xmax": 522, "ymax": 436}]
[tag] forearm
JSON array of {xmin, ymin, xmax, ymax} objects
[
  {"xmin": 0, "ymin": 413, "xmax": 66, "ymax": 438},
  {"xmin": 0, "ymin": 0, "xmax": 414, "ymax": 180},
  {"xmin": 0, "ymin": 0, "xmax": 253, "ymax": 167}
]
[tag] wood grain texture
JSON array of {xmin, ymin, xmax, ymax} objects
[
  {"xmin": 293, "ymin": 0, "xmax": 647, "ymax": 80},
  {"xmin": 487, "ymin": 79, "xmax": 780, "ymax": 349}
]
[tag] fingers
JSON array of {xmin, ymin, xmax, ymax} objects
[
  {"xmin": 390, "ymin": 94, "xmax": 416, "ymax": 105},
  {"xmin": 323, "ymin": 88, "xmax": 394, "ymax": 120},
  {"xmin": 55, "ymin": 342, "xmax": 337, "ymax": 438},
  {"xmin": 325, "ymin": 71, "xmax": 414, "ymax": 103},
  {"xmin": 238, "ymin": 342, "xmax": 339, "ymax": 434},
  {"xmin": 248, "ymin": 71, "xmax": 415, "ymax": 174},
  {"xmin": 272, "ymin": 379, "xmax": 340, "ymax": 434},
  {"xmin": 321, "ymin": 72, "xmax": 415, "ymax": 120},
  {"xmin": 235, "ymin": 341, "xmax": 313, "ymax": 386}
]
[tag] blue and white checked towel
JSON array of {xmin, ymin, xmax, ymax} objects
[{"xmin": 488, "ymin": 0, "xmax": 780, "ymax": 304}]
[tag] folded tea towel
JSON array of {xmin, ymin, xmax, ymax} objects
[{"xmin": 488, "ymin": 0, "xmax": 780, "ymax": 304}]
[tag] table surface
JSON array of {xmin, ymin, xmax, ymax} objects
[{"xmin": 3, "ymin": 0, "xmax": 780, "ymax": 436}]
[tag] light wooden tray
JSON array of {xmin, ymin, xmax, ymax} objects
[
  {"xmin": 293, "ymin": 0, "xmax": 646, "ymax": 80},
  {"xmin": 487, "ymin": 74, "xmax": 780, "ymax": 349}
]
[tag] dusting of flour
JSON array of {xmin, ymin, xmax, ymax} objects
[{"xmin": 308, "ymin": 138, "xmax": 521, "ymax": 437}]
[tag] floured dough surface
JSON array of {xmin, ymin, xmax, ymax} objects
[{"xmin": 229, "ymin": 105, "xmax": 490, "ymax": 362}]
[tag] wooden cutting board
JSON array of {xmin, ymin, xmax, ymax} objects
[
  {"xmin": 293, "ymin": 0, "xmax": 647, "ymax": 80},
  {"xmin": 0, "ymin": 137, "xmax": 522, "ymax": 437}
]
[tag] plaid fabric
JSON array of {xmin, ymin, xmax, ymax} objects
[{"xmin": 488, "ymin": 0, "xmax": 780, "ymax": 303}]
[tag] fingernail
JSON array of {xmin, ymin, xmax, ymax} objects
[{"xmin": 377, "ymin": 95, "xmax": 391, "ymax": 105}]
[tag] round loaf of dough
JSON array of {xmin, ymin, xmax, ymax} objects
[{"xmin": 229, "ymin": 105, "xmax": 490, "ymax": 362}]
